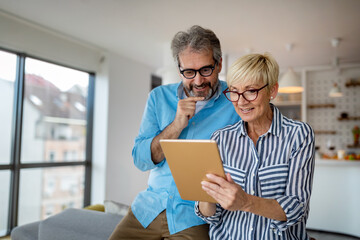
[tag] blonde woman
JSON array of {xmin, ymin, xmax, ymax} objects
[{"xmin": 196, "ymin": 53, "xmax": 315, "ymax": 240}]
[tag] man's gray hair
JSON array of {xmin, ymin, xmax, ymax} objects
[{"xmin": 171, "ymin": 25, "xmax": 222, "ymax": 65}]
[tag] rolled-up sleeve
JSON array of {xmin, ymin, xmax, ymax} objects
[
  {"xmin": 194, "ymin": 201, "xmax": 224, "ymax": 226},
  {"xmin": 132, "ymin": 91, "xmax": 165, "ymax": 171},
  {"xmin": 270, "ymin": 123, "xmax": 315, "ymax": 234}
]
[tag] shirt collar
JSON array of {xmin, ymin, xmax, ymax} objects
[
  {"xmin": 238, "ymin": 103, "xmax": 283, "ymax": 137},
  {"xmin": 268, "ymin": 103, "xmax": 282, "ymax": 137}
]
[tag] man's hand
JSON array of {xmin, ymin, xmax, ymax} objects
[
  {"xmin": 150, "ymin": 96, "xmax": 204, "ymax": 164},
  {"xmin": 172, "ymin": 97, "xmax": 204, "ymax": 130}
]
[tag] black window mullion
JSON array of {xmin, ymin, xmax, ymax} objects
[
  {"xmin": 19, "ymin": 161, "xmax": 86, "ymax": 169},
  {"xmin": 84, "ymin": 73, "xmax": 95, "ymax": 207},
  {"xmin": 8, "ymin": 53, "xmax": 26, "ymax": 234},
  {"xmin": 0, "ymin": 165, "xmax": 11, "ymax": 170}
]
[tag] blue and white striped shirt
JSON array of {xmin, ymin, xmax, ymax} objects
[{"xmin": 195, "ymin": 104, "xmax": 315, "ymax": 240}]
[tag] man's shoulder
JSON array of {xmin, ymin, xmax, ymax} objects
[
  {"xmin": 149, "ymin": 82, "xmax": 180, "ymax": 99},
  {"xmin": 151, "ymin": 82, "xmax": 179, "ymax": 94},
  {"xmin": 154, "ymin": 82, "xmax": 180, "ymax": 90}
]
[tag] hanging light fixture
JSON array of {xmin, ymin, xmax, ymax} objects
[
  {"xmin": 328, "ymin": 38, "xmax": 343, "ymax": 98},
  {"xmin": 329, "ymin": 83, "xmax": 343, "ymax": 97},
  {"xmin": 278, "ymin": 67, "xmax": 303, "ymax": 93},
  {"xmin": 278, "ymin": 43, "xmax": 303, "ymax": 93}
]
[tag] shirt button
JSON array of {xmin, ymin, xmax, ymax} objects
[
  {"xmin": 251, "ymin": 190, "xmax": 255, "ymax": 195},
  {"xmin": 250, "ymin": 227, "xmax": 253, "ymax": 231},
  {"xmin": 169, "ymin": 196, "xmax": 173, "ymax": 199},
  {"xmin": 252, "ymin": 173, "xmax": 255, "ymax": 177}
]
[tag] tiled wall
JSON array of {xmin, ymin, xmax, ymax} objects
[{"xmin": 306, "ymin": 66, "xmax": 360, "ymax": 155}]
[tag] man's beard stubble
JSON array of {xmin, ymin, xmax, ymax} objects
[{"xmin": 183, "ymin": 80, "xmax": 219, "ymax": 100}]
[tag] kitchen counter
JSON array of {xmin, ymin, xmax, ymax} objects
[
  {"xmin": 314, "ymin": 158, "xmax": 360, "ymax": 166},
  {"xmin": 307, "ymin": 158, "xmax": 360, "ymax": 237}
]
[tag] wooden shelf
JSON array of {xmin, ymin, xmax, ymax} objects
[
  {"xmin": 347, "ymin": 144, "xmax": 360, "ymax": 148},
  {"xmin": 308, "ymin": 104, "xmax": 335, "ymax": 109},
  {"xmin": 314, "ymin": 130, "xmax": 336, "ymax": 135},
  {"xmin": 338, "ymin": 116, "xmax": 360, "ymax": 121},
  {"xmin": 345, "ymin": 82, "xmax": 360, "ymax": 87},
  {"xmin": 272, "ymin": 101, "xmax": 301, "ymax": 106}
]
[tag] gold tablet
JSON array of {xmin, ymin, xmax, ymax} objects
[{"xmin": 159, "ymin": 139, "xmax": 225, "ymax": 203}]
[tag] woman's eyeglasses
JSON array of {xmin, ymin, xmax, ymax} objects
[{"xmin": 223, "ymin": 84, "xmax": 269, "ymax": 102}]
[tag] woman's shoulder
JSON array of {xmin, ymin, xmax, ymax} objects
[
  {"xmin": 212, "ymin": 120, "xmax": 243, "ymax": 138},
  {"xmin": 282, "ymin": 115, "xmax": 314, "ymax": 135}
]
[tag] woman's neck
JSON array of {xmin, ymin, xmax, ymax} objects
[{"xmin": 246, "ymin": 107, "xmax": 273, "ymax": 144}]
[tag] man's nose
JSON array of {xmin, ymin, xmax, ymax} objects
[{"xmin": 193, "ymin": 73, "xmax": 205, "ymax": 85}]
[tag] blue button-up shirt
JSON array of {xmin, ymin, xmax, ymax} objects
[
  {"xmin": 131, "ymin": 80, "xmax": 240, "ymax": 234},
  {"xmin": 195, "ymin": 105, "xmax": 315, "ymax": 240}
]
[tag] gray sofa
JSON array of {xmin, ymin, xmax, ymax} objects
[{"xmin": 11, "ymin": 208, "xmax": 124, "ymax": 240}]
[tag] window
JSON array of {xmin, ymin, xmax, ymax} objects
[
  {"xmin": 0, "ymin": 48, "xmax": 94, "ymax": 236},
  {"xmin": 0, "ymin": 50, "xmax": 16, "ymax": 236},
  {"xmin": 0, "ymin": 50, "xmax": 16, "ymax": 166},
  {"xmin": 0, "ymin": 171, "xmax": 11, "ymax": 236}
]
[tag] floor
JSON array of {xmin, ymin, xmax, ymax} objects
[{"xmin": 308, "ymin": 230, "xmax": 360, "ymax": 240}]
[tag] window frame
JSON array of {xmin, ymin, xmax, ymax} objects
[{"xmin": 0, "ymin": 47, "xmax": 94, "ymax": 236}]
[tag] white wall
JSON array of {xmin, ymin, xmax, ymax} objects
[
  {"xmin": 0, "ymin": 12, "xmax": 153, "ymax": 207},
  {"xmin": 0, "ymin": 12, "xmax": 101, "ymax": 72},
  {"xmin": 104, "ymin": 52, "xmax": 151, "ymax": 205}
]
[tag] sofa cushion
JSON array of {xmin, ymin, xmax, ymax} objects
[
  {"xmin": 38, "ymin": 208, "xmax": 123, "ymax": 240},
  {"xmin": 104, "ymin": 200, "xmax": 129, "ymax": 216},
  {"xmin": 84, "ymin": 203, "xmax": 105, "ymax": 212}
]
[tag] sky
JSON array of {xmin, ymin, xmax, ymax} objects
[{"xmin": 0, "ymin": 50, "xmax": 88, "ymax": 92}]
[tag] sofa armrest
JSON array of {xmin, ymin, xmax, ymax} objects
[
  {"xmin": 11, "ymin": 221, "xmax": 41, "ymax": 240},
  {"xmin": 39, "ymin": 208, "xmax": 123, "ymax": 240}
]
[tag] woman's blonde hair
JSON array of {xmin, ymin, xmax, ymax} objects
[{"xmin": 227, "ymin": 53, "xmax": 279, "ymax": 92}]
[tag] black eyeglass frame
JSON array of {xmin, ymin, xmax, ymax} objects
[
  {"xmin": 223, "ymin": 83, "xmax": 269, "ymax": 102},
  {"xmin": 178, "ymin": 61, "xmax": 217, "ymax": 79}
]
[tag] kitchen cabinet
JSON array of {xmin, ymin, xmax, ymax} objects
[{"xmin": 307, "ymin": 159, "xmax": 360, "ymax": 237}]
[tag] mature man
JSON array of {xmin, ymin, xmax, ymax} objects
[{"xmin": 108, "ymin": 25, "xmax": 240, "ymax": 240}]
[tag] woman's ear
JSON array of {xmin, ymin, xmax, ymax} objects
[{"xmin": 270, "ymin": 83, "xmax": 279, "ymax": 100}]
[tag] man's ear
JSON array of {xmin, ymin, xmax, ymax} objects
[{"xmin": 217, "ymin": 57, "xmax": 222, "ymax": 73}]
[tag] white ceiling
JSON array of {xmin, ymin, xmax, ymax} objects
[{"xmin": 1, "ymin": 0, "xmax": 360, "ymax": 71}]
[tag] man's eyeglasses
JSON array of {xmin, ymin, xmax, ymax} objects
[
  {"xmin": 179, "ymin": 62, "xmax": 217, "ymax": 79},
  {"xmin": 223, "ymin": 84, "xmax": 269, "ymax": 102}
]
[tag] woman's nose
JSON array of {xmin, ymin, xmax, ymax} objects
[{"xmin": 237, "ymin": 94, "xmax": 249, "ymax": 105}]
